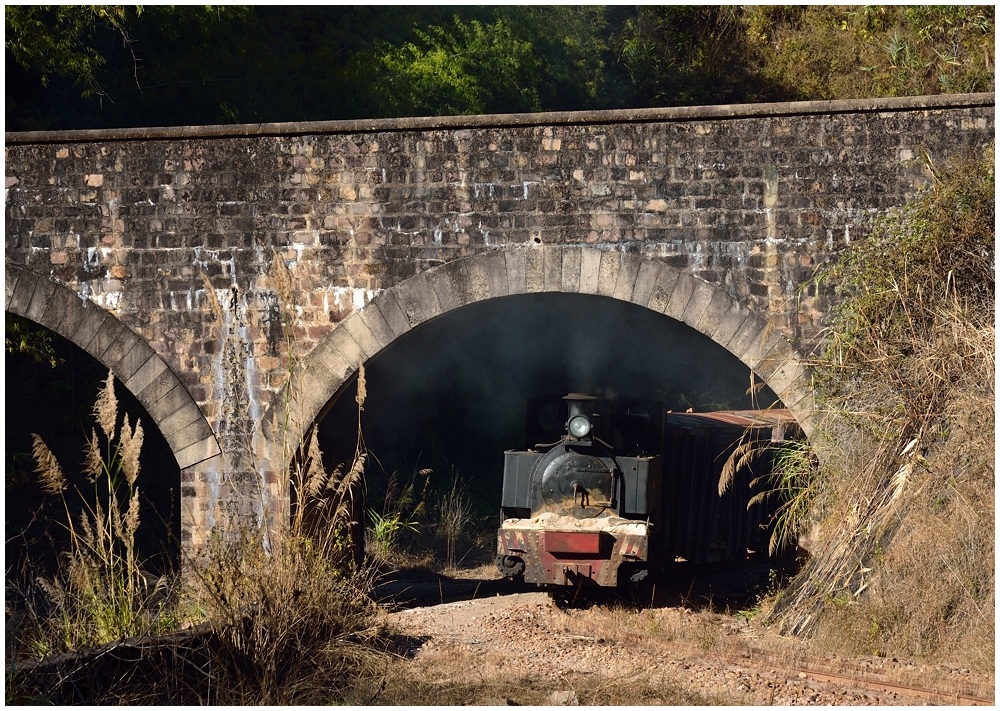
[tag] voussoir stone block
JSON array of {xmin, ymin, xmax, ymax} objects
[
  {"xmin": 342, "ymin": 312, "xmax": 382, "ymax": 360},
  {"xmin": 505, "ymin": 249, "xmax": 527, "ymax": 295},
  {"xmin": 374, "ymin": 290, "xmax": 412, "ymax": 340},
  {"xmin": 524, "ymin": 246, "xmax": 546, "ymax": 293},
  {"xmin": 560, "ymin": 248, "xmax": 583, "ymax": 294},
  {"xmin": 578, "ymin": 249, "xmax": 602, "ymax": 295},
  {"xmin": 612, "ymin": 255, "xmax": 642, "ymax": 303},
  {"xmin": 596, "ymin": 250, "xmax": 621, "ymax": 298}
]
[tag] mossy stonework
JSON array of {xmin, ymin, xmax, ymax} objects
[{"xmin": 4, "ymin": 94, "xmax": 994, "ymax": 553}]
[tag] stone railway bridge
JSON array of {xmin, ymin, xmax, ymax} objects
[{"xmin": 5, "ymin": 93, "xmax": 994, "ymax": 553}]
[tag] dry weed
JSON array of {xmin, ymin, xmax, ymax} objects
[
  {"xmin": 187, "ymin": 529, "xmax": 387, "ymax": 705},
  {"xmin": 14, "ymin": 371, "xmax": 166, "ymax": 660},
  {"xmin": 182, "ymin": 399, "xmax": 391, "ymax": 705},
  {"xmin": 357, "ymin": 644, "xmax": 722, "ymax": 706}
]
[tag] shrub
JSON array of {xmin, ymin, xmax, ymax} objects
[{"xmin": 185, "ymin": 375, "xmax": 387, "ymax": 704}]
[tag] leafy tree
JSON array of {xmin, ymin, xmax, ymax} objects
[
  {"xmin": 370, "ymin": 7, "xmax": 610, "ymax": 117},
  {"xmin": 5, "ymin": 5, "xmax": 137, "ymax": 99},
  {"xmin": 494, "ymin": 6, "xmax": 610, "ymax": 111},
  {"xmin": 374, "ymin": 15, "xmax": 540, "ymax": 116},
  {"xmin": 611, "ymin": 6, "xmax": 793, "ymax": 107}
]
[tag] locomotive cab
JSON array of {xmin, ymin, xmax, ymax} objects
[{"xmin": 496, "ymin": 394, "xmax": 662, "ymax": 588}]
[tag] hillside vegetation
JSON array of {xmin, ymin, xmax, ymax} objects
[{"xmin": 771, "ymin": 149, "xmax": 995, "ymax": 669}]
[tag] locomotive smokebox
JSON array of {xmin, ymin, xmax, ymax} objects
[{"xmin": 563, "ymin": 393, "xmax": 598, "ymax": 439}]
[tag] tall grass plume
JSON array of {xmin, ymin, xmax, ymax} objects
[{"xmin": 15, "ymin": 370, "xmax": 171, "ymax": 658}]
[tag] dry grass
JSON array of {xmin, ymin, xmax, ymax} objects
[
  {"xmin": 354, "ymin": 640, "xmax": 725, "ymax": 706},
  {"xmin": 808, "ymin": 370, "xmax": 994, "ymax": 667},
  {"xmin": 12, "ymin": 371, "xmax": 171, "ymax": 661},
  {"xmin": 768, "ymin": 150, "xmax": 994, "ymax": 671},
  {"xmin": 7, "ymin": 368, "xmax": 400, "ymax": 705},
  {"xmin": 179, "ymin": 418, "xmax": 392, "ymax": 705},
  {"xmin": 185, "ymin": 530, "xmax": 388, "ymax": 705}
]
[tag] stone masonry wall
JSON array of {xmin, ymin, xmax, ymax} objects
[{"xmin": 5, "ymin": 94, "xmax": 994, "ymax": 547}]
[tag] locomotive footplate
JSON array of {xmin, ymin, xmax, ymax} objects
[{"xmin": 497, "ymin": 512, "xmax": 649, "ymax": 587}]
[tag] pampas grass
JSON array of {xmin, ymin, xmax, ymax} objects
[
  {"xmin": 18, "ymin": 371, "xmax": 169, "ymax": 657},
  {"xmin": 31, "ymin": 434, "xmax": 65, "ymax": 496}
]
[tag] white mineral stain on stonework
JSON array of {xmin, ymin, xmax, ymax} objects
[{"xmin": 324, "ymin": 285, "xmax": 377, "ymax": 316}]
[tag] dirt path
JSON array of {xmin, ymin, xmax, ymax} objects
[{"xmin": 381, "ymin": 572, "xmax": 993, "ymax": 706}]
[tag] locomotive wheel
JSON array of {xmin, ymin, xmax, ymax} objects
[{"xmin": 549, "ymin": 587, "xmax": 578, "ymax": 609}]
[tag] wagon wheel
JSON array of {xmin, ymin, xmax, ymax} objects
[{"xmin": 549, "ymin": 580, "xmax": 592, "ymax": 609}]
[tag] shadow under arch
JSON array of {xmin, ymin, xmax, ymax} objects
[
  {"xmin": 5, "ymin": 264, "xmax": 220, "ymax": 471},
  {"xmin": 261, "ymin": 245, "xmax": 817, "ymax": 471}
]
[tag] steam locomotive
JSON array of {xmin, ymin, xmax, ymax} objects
[{"xmin": 495, "ymin": 393, "xmax": 799, "ymax": 593}]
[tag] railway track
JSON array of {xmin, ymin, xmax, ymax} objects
[{"xmin": 789, "ymin": 665, "xmax": 994, "ymax": 706}]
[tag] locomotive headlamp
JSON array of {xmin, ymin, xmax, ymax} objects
[
  {"xmin": 568, "ymin": 414, "xmax": 592, "ymax": 438},
  {"xmin": 563, "ymin": 393, "xmax": 598, "ymax": 439}
]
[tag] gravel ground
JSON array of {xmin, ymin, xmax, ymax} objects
[{"xmin": 385, "ymin": 586, "xmax": 993, "ymax": 706}]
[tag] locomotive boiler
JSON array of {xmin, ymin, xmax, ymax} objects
[{"xmin": 495, "ymin": 393, "xmax": 798, "ymax": 593}]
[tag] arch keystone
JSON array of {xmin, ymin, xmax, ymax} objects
[
  {"xmin": 560, "ymin": 249, "xmax": 583, "ymax": 293},
  {"xmin": 579, "ymin": 248, "xmax": 602, "ymax": 294},
  {"xmin": 596, "ymin": 250, "xmax": 621, "ymax": 298}
]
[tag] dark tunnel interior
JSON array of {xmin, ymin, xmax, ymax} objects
[{"xmin": 318, "ymin": 292, "xmax": 782, "ymax": 531}]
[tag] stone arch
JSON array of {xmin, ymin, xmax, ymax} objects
[
  {"xmin": 262, "ymin": 245, "xmax": 816, "ymax": 466},
  {"xmin": 5, "ymin": 264, "xmax": 221, "ymax": 471}
]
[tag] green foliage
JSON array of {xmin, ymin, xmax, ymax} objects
[
  {"xmin": 372, "ymin": 8, "xmax": 610, "ymax": 117},
  {"xmin": 751, "ymin": 440, "xmax": 819, "ymax": 556},
  {"xmin": 366, "ymin": 467, "xmax": 429, "ymax": 562},
  {"xmin": 368, "ymin": 510, "xmax": 419, "ymax": 560},
  {"xmin": 613, "ymin": 6, "xmax": 791, "ymax": 107},
  {"xmin": 374, "ymin": 16, "xmax": 535, "ymax": 116},
  {"xmin": 5, "ymin": 314, "xmax": 61, "ymax": 368},
  {"xmin": 721, "ymin": 431, "xmax": 818, "ymax": 555},
  {"xmin": 363, "ymin": 460, "xmax": 491, "ymax": 570},
  {"xmin": 5, "ymin": 5, "xmax": 137, "ymax": 97}
]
